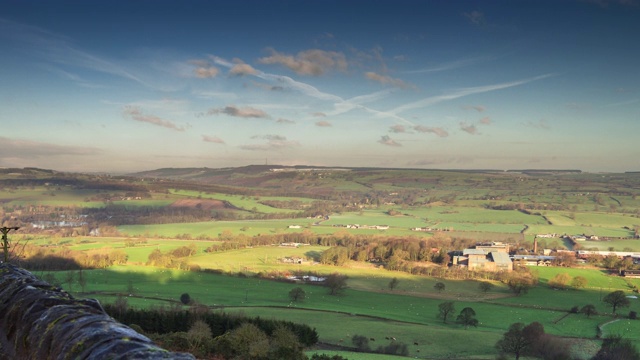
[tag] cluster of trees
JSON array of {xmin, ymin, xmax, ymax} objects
[
  {"xmin": 351, "ymin": 335, "xmax": 409, "ymax": 356},
  {"xmin": 496, "ymin": 322, "xmax": 571, "ymax": 360},
  {"xmin": 103, "ymin": 303, "xmax": 318, "ymax": 359},
  {"xmin": 497, "ymin": 321, "xmax": 640, "ymax": 360},
  {"xmin": 436, "ymin": 301, "xmax": 479, "ymax": 328},
  {"xmin": 547, "ymin": 273, "xmax": 588, "ymax": 289},
  {"xmin": 146, "ymin": 246, "xmax": 197, "ymax": 270}
]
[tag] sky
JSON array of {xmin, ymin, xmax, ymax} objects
[{"xmin": 1, "ymin": 0, "xmax": 639, "ymax": 173}]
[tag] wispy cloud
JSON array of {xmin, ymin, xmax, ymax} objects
[
  {"xmin": 277, "ymin": 118, "xmax": 296, "ymax": 124},
  {"xmin": 313, "ymin": 112, "xmax": 327, "ymax": 117},
  {"xmin": 315, "ymin": 120, "xmax": 332, "ymax": 127},
  {"xmin": 525, "ymin": 119, "xmax": 551, "ymax": 130},
  {"xmin": 0, "ymin": 18, "xmax": 154, "ymax": 88},
  {"xmin": 211, "ymin": 55, "xmax": 404, "ymax": 124},
  {"xmin": 202, "ymin": 135, "xmax": 225, "ymax": 144},
  {"xmin": 123, "ymin": 106, "xmax": 186, "ymax": 131},
  {"xmin": 405, "ymin": 56, "xmax": 492, "ymax": 74},
  {"xmin": 46, "ymin": 66, "xmax": 104, "ymax": 88},
  {"xmin": 205, "ymin": 105, "xmax": 270, "ymax": 119},
  {"xmin": 464, "ymin": 10, "xmax": 486, "ymax": 25},
  {"xmin": 604, "ymin": 98, "xmax": 639, "ymax": 107},
  {"xmin": 388, "ymin": 74, "xmax": 553, "ymax": 116},
  {"xmin": 365, "ymin": 72, "xmax": 413, "ymax": 89},
  {"xmin": 581, "ymin": 0, "xmax": 638, "ymax": 8},
  {"xmin": 258, "ymin": 48, "xmax": 347, "ymax": 76},
  {"xmin": 413, "ymin": 125, "xmax": 449, "ymax": 137},
  {"xmin": 463, "ymin": 105, "xmax": 486, "ymax": 112},
  {"xmin": 378, "ymin": 135, "xmax": 401, "ymax": 147}
]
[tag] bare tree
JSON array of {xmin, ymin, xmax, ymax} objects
[{"xmin": 437, "ymin": 301, "xmax": 455, "ymax": 324}]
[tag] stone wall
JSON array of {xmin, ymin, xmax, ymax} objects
[{"xmin": 0, "ymin": 264, "xmax": 195, "ymax": 360}]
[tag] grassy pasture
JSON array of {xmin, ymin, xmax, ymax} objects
[
  {"xmin": 401, "ymin": 207, "xmax": 548, "ymax": 225},
  {"xmin": 306, "ymin": 351, "xmax": 410, "ymax": 360},
  {"xmin": 0, "ymin": 186, "xmax": 184, "ymax": 208},
  {"xmin": 232, "ymin": 307, "xmax": 502, "ymax": 359},
  {"xmin": 48, "ymin": 263, "xmax": 634, "ymax": 359},
  {"xmin": 32, "ymin": 232, "xmax": 640, "ymax": 357},
  {"xmin": 541, "ymin": 210, "xmax": 639, "ymax": 234},
  {"xmin": 578, "ymin": 239, "xmax": 640, "ymax": 251},
  {"xmin": 119, "ymin": 218, "xmax": 319, "ymax": 238},
  {"xmin": 170, "ymin": 189, "xmax": 314, "ymax": 213}
]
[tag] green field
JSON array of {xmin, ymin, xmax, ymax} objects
[
  {"xmin": 36, "ymin": 237, "xmax": 640, "ymax": 358},
  {"xmin": 5, "ymin": 168, "xmax": 640, "ymax": 358},
  {"xmin": 45, "ymin": 260, "xmax": 639, "ymax": 359}
]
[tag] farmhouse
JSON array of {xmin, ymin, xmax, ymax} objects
[
  {"xmin": 475, "ymin": 242, "xmax": 509, "ymax": 253},
  {"xmin": 411, "ymin": 227, "xmax": 432, "ymax": 232},
  {"xmin": 622, "ymin": 270, "xmax": 640, "ymax": 278},
  {"xmin": 280, "ymin": 242, "xmax": 308, "ymax": 248},
  {"xmin": 280, "ymin": 256, "xmax": 304, "ymax": 264},
  {"xmin": 510, "ymin": 255, "xmax": 555, "ymax": 266},
  {"xmin": 452, "ymin": 247, "xmax": 513, "ymax": 272}
]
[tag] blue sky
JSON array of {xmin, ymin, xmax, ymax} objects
[{"xmin": 1, "ymin": 0, "xmax": 639, "ymax": 173}]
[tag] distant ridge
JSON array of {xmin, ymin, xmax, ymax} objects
[
  {"xmin": 506, "ymin": 169, "xmax": 582, "ymax": 174},
  {"xmin": 129, "ymin": 165, "xmax": 510, "ymax": 178}
]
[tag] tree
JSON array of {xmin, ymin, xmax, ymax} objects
[
  {"xmin": 270, "ymin": 325, "xmax": 306, "ymax": 360},
  {"xmin": 127, "ymin": 279, "xmax": 135, "ymax": 295},
  {"xmin": 434, "ymin": 282, "xmax": 445, "ymax": 292},
  {"xmin": 64, "ymin": 271, "xmax": 75, "ymax": 292},
  {"xmin": 388, "ymin": 277, "xmax": 400, "ymax": 291},
  {"xmin": 479, "ymin": 281, "xmax": 494, "ymax": 293},
  {"xmin": 218, "ymin": 323, "xmax": 270, "ymax": 360},
  {"xmin": 603, "ymin": 290, "xmax": 630, "ymax": 314},
  {"xmin": 310, "ymin": 355, "xmax": 348, "ymax": 360},
  {"xmin": 180, "ymin": 293, "xmax": 192, "ymax": 305},
  {"xmin": 592, "ymin": 335, "xmax": 640, "ymax": 360},
  {"xmin": 320, "ymin": 246, "xmax": 349, "ymax": 266},
  {"xmin": 325, "ymin": 273, "xmax": 348, "ymax": 295},
  {"xmin": 495, "ymin": 323, "xmax": 532, "ymax": 360},
  {"xmin": 351, "ymin": 335, "xmax": 370, "ymax": 352},
  {"xmin": 77, "ymin": 270, "xmax": 87, "ymax": 293},
  {"xmin": 113, "ymin": 294, "xmax": 128, "ymax": 317},
  {"xmin": 456, "ymin": 307, "xmax": 479, "ymax": 329},
  {"xmin": 289, "ymin": 287, "xmax": 306, "ymax": 302},
  {"xmin": 438, "ymin": 301, "xmax": 455, "ymax": 324},
  {"xmin": 186, "ymin": 320, "xmax": 212, "ymax": 356},
  {"xmin": 571, "ymin": 275, "xmax": 588, "ymax": 289},
  {"xmin": 580, "ymin": 304, "xmax": 598, "ymax": 318},
  {"xmin": 506, "ymin": 277, "xmax": 532, "ymax": 296},
  {"xmin": 548, "ymin": 273, "xmax": 571, "ymax": 289}
]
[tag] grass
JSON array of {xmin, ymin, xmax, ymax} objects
[
  {"xmin": 170, "ymin": 189, "xmax": 315, "ymax": 213},
  {"xmin": 46, "ymin": 263, "xmax": 640, "ymax": 359}
]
